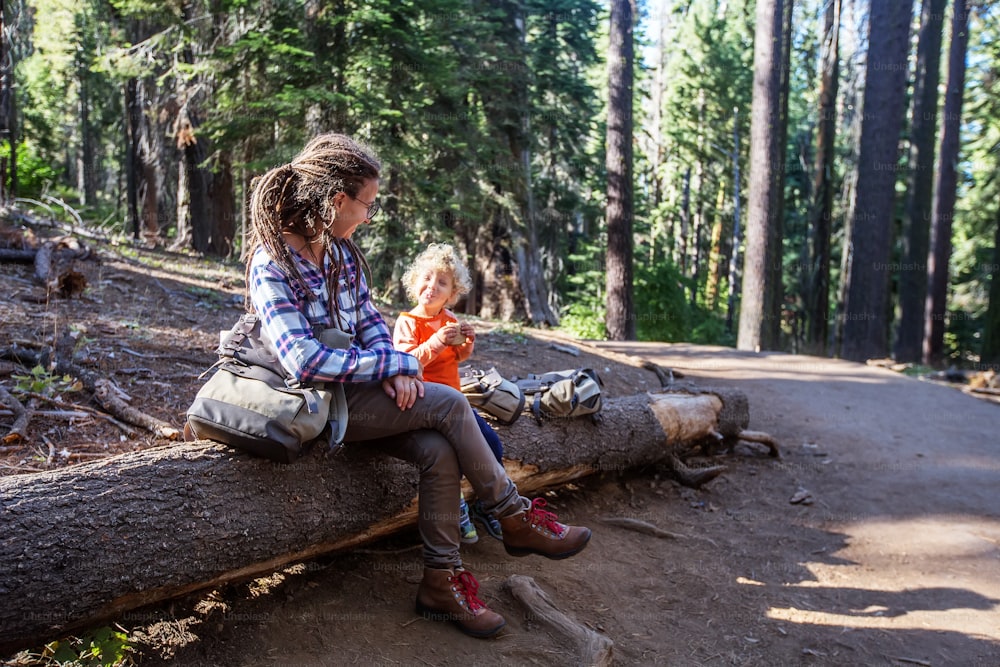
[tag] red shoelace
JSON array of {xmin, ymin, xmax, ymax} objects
[
  {"xmin": 526, "ymin": 498, "xmax": 566, "ymax": 537},
  {"xmin": 451, "ymin": 570, "xmax": 487, "ymax": 613}
]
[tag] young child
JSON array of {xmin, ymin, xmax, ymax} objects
[{"xmin": 393, "ymin": 243, "xmax": 505, "ymax": 543}]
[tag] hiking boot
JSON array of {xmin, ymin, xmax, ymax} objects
[
  {"xmin": 500, "ymin": 498, "xmax": 591, "ymax": 560},
  {"xmin": 415, "ymin": 567, "xmax": 506, "ymax": 638},
  {"xmin": 459, "ymin": 497, "xmax": 479, "ymax": 544},
  {"xmin": 470, "ymin": 500, "xmax": 503, "ymax": 541}
]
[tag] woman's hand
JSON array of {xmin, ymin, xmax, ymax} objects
[{"xmin": 382, "ymin": 375, "xmax": 424, "ymax": 410}]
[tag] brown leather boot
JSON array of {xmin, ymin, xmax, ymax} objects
[
  {"xmin": 500, "ymin": 498, "xmax": 592, "ymax": 560},
  {"xmin": 415, "ymin": 567, "xmax": 506, "ymax": 638}
]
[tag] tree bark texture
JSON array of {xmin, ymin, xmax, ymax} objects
[
  {"xmin": 924, "ymin": 0, "xmax": 970, "ymax": 366},
  {"xmin": 840, "ymin": 0, "xmax": 914, "ymax": 362},
  {"xmin": 895, "ymin": 0, "xmax": 946, "ymax": 363},
  {"xmin": 605, "ymin": 0, "xmax": 635, "ymax": 341},
  {"xmin": 0, "ymin": 390, "xmax": 748, "ymax": 653},
  {"xmin": 981, "ymin": 206, "xmax": 1000, "ymax": 365},
  {"xmin": 738, "ymin": 0, "xmax": 786, "ymax": 352},
  {"xmin": 805, "ymin": 0, "xmax": 840, "ymax": 356}
]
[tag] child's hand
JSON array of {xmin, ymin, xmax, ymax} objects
[
  {"xmin": 459, "ymin": 322, "xmax": 476, "ymax": 343},
  {"xmin": 437, "ymin": 323, "xmax": 464, "ymax": 346}
]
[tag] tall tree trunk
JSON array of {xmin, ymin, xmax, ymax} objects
[
  {"xmin": 924, "ymin": 0, "xmax": 971, "ymax": 365},
  {"xmin": 738, "ymin": 0, "xmax": 788, "ymax": 351},
  {"xmin": 691, "ymin": 90, "xmax": 707, "ymax": 306},
  {"xmin": 124, "ymin": 80, "xmax": 142, "ymax": 240},
  {"xmin": 726, "ymin": 107, "xmax": 742, "ymax": 332},
  {"xmin": 895, "ymin": 0, "xmax": 947, "ymax": 362},
  {"xmin": 768, "ymin": 0, "xmax": 794, "ymax": 346},
  {"xmin": 605, "ymin": 0, "xmax": 635, "ymax": 341},
  {"xmin": 0, "ymin": 0, "xmax": 14, "ymax": 201},
  {"xmin": 77, "ymin": 53, "xmax": 97, "ymax": 207},
  {"xmin": 516, "ymin": 128, "xmax": 558, "ymax": 326},
  {"xmin": 705, "ymin": 181, "xmax": 728, "ymax": 310},
  {"xmin": 981, "ymin": 206, "xmax": 1000, "ymax": 366},
  {"xmin": 172, "ymin": 103, "xmax": 213, "ymax": 253},
  {"xmin": 209, "ymin": 151, "xmax": 235, "ymax": 257},
  {"xmin": 679, "ymin": 165, "xmax": 691, "ymax": 274},
  {"xmin": 840, "ymin": 0, "xmax": 914, "ymax": 362},
  {"xmin": 805, "ymin": 0, "xmax": 841, "ymax": 356}
]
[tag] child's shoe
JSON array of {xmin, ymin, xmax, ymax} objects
[
  {"xmin": 458, "ymin": 497, "xmax": 478, "ymax": 544},
  {"xmin": 470, "ymin": 500, "xmax": 503, "ymax": 540}
]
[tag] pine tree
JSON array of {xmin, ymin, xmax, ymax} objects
[
  {"xmin": 924, "ymin": 0, "xmax": 971, "ymax": 365},
  {"xmin": 895, "ymin": 0, "xmax": 947, "ymax": 362},
  {"xmin": 804, "ymin": 0, "xmax": 840, "ymax": 356},
  {"xmin": 738, "ymin": 0, "xmax": 790, "ymax": 351},
  {"xmin": 840, "ymin": 0, "xmax": 914, "ymax": 362},
  {"xmin": 605, "ymin": 0, "xmax": 635, "ymax": 340}
]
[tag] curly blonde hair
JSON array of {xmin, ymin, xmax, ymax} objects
[{"xmin": 402, "ymin": 243, "xmax": 473, "ymax": 306}]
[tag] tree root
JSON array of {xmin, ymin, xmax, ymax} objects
[
  {"xmin": 598, "ymin": 516, "xmax": 686, "ymax": 540},
  {"xmin": 504, "ymin": 575, "xmax": 613, "ymax": 667},
  {"xmin": 665, "ymin": 451, "xmax": 727, "ymax": 488}
]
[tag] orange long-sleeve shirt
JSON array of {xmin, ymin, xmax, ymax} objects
[{"xmin": 392, "ymin": 309, "xmax": 474, "ymax": 390}]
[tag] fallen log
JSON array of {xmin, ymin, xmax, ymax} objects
[{"xmin": 0, "ymin": 389, "xmax": 757, "ymax": 654}]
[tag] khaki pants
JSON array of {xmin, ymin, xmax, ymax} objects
[{"xmin": 343, "ymin": 381, "xmax": 529, "ymax": 569}]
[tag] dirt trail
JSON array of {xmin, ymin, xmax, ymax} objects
[{"xmin": 597, "ymin": 342, "xmax": 1000, "ymax": 665}]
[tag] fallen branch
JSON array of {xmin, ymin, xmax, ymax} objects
[
  {"xmin": 0, "ymin": 248, "xmax": 37, "ymax": 263},
  {"xmin": 23, "ymin": 391, "xmax": 139, "ymax": 437},
  {"xmin": 0, "ymin": 385, "xmax": 28, "ymax": 444},
  {"xmin": 505, "ymin": 575, "xmax": 613, "ymax": 667},
  {"xmin": 2, "ymin": 342, "xmax": 177, "ymax": 440},
  {"xmin": 92, "ymin": 379, "xmax": 179, "ymax": 439}
]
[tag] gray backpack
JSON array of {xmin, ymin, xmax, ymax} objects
[{"xmin": 515, "ymin": 368, "xmax": 604, "ymax": 422}]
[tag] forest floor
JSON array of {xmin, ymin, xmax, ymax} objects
[{"xmin": 1, "ymin": 222, "xmax": 999, "ymax": 666}]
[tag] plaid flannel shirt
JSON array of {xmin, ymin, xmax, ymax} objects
[{"xmin": 248, "ymin": 245, "xmax": 420, "ymax": 384}]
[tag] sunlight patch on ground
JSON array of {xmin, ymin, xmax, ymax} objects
[
  {"xmin": 758, "ymin": 516, "xmax": 1000, "ymax": 641},
  {"xmin": 765, "ymin": 603, "xmax": 1000, "ymax": 640}
]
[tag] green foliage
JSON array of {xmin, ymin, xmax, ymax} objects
[
  {"xmin": 10, "ymin": 0, "xmax": 998, "ymax": 360},
  {"xmin": 633, "ymin": 260, "xmax": 733, "ymax": 346},
  {"xmin": 33, "ymin": 626, "xmax": 134, "ymax": 666},
  {"xmin": 12, "ymin": 365, "xmax": 83, "ymax": 398},
  {"xmin": 558, "ymin": 236, "xmax": 607, "ymax": 339},
  {"xmin": 12, "ymin": 141, "xmax": 64, "ymax": 199}
]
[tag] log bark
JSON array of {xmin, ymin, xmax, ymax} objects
[{"xmin": 0, "ymin": 390, "xmax": 752, "ymax": 653}]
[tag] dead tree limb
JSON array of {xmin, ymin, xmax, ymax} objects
[
  {"xmin": 0, "ymin": 248, "xmax": 36, "ymax": 263},
  {"xmin": 0, "ymin": 390, "xmax": 765, "ymax": 653},
  {"xmin": 92, "ymin": 379, "xmax": 179, "ymax": 439},
  {"xmin": 0, "ymin": 385, "xmax": 28, "ymax": 444}
]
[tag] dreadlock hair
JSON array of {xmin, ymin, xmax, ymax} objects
[{"xmin": 244, "ymin": 134, "xmax": 381, "ymax": 322}]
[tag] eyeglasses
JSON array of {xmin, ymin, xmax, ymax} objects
[{"xmin": 354, "ymin": 194, "xmax": 381, "ymax": 220}]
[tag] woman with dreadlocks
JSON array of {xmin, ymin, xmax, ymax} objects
[{"xmin": 243, "ymin": 133, "xmax": 591, "ymax": 638}]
